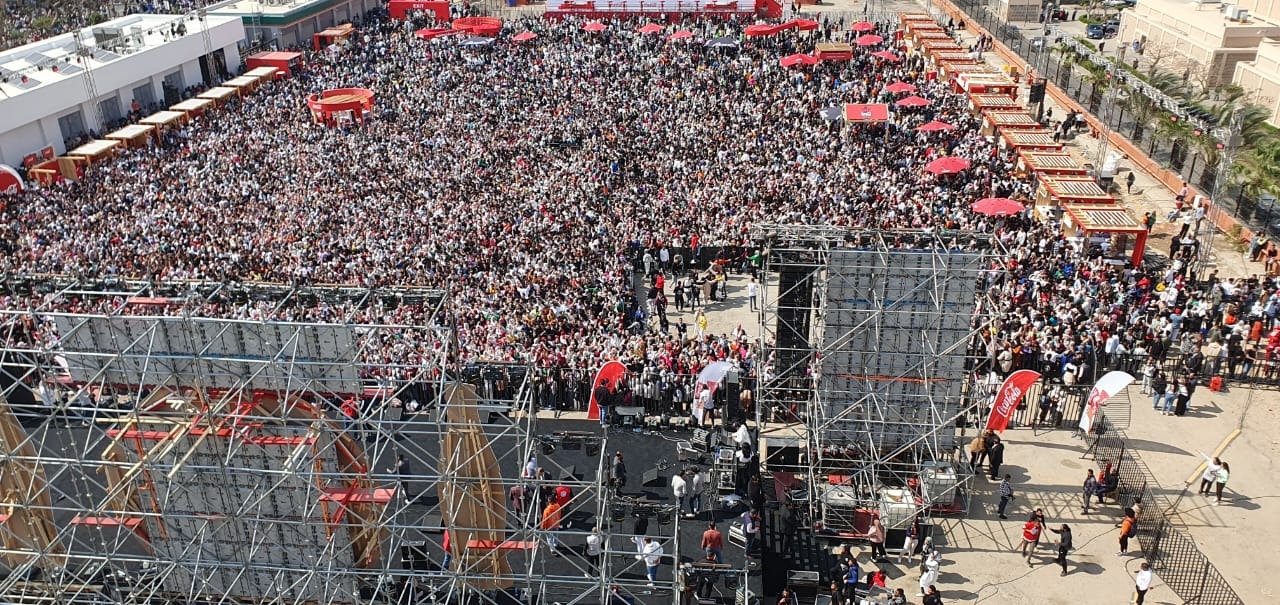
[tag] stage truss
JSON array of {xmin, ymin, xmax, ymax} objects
[
  {"xmin": 754, "ymin": 227, "xmax": 1005, "ymax": 531},
  {"xmin": 0, "ymin": 279, "xmax": 678, "ymax": 605}
]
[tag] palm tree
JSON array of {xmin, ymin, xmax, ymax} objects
[
  {"xmin": 1153, "ymin": 114, "xmax": 1194, "ymax": 169},
  {"xmin": 1233, "ymin": 139, "xmax": 1280, "ymax": 200}
]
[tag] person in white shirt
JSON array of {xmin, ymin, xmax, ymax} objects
[
  {"xmin": 747, "ymin": 278, "xmax": 759, "ymax": 311},
  {"xmin": 671, "ymin": 471, "xmax": 688, "ymax": 517},
  {"xmin": 733, "ymin": 422, "xmax": 752, "ymax": 449},
  {"xmin": 634, "ymin": 537, "xmax": 664, "ymax": 587},
  {"xmin": 585, "ymin": 527, "xmax": 604, "ymax": 577},
  {"xmin": 687, "ymin": 466, "xmax": 704, "ymax": 516},
  {"xmin": 1134, "ymin": 561, "xmax": 1154, "ymax": 604}
]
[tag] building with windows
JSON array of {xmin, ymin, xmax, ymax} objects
[
  {"xmin": 1232, "ymin": 36, "xmax": 1280, "ymax": 125},
  {"xmin": 1118, "ymin": 0, "xmax": 1280, "ymax": 89},
  {"xmin": 0, "ymin": 13, "xmax": 245, "ymax": 167},
  {"xmin": 209, "ymin": 0, "xmax": 383, "ymax": 50}
]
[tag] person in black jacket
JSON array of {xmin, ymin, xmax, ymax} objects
[
  {"xmin": 1047, "ymin": 524, "xmax": 1072, "ymax": 575},
  {"xmin": 922, "ymin": 585, "xmax": 944, "ymax": 605},
  {"xmin": 987, "ymin": 440, "xmax": 1006, "ymax": 480}
]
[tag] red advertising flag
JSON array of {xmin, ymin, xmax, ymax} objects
[
  {"xmin": 587, "ymin": 360, "xmax": 628, "ymax": 421},
  {"xmin": 984, "ymin": 370, "xmax": 1041, "ymax": 433}
]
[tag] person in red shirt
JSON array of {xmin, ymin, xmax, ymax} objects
[
  {"xmin": 701, "ymin": 522, "xmax": 723, "ymax": 563},
  {"xmin": 1019, "ymin": 513, "xmax": 1042, "ymax": 563}
]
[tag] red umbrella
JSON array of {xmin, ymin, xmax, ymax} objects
[
  {"xmin": 871, "ymin": 50, "xmax": 900, "ymax": 61},
  {"xmin": 884, "ymin": 81, "xmax": 916, "ymax": 94},
  {"xmin": 583, "ymin": 21, "xmax": 607, "ymax": 32},
  {"xmin": 916, "ymin": 120, "xmax": 955, "ymax": 132},
  {"xmin": 793, "ymin": 18, "xmax": 819, "ymax": 31},
  {"xmin": 851, "ymin": 21, "xmax": 875, "ymax": 32},
  {"xmin": 925, "ymin": 156, "xmax": 972, "ymax": 175},
  {"xmin": 855, "ymin": 34, "xmax": 884, "ymax": 46},
  {"xmin": 780, "ymin": 53, "xmax": 818, "ymax": 67},
  {"xmin": 638, "ymin": 23, "xmax": 663, "ymax": 34},
  {"xmin": 971, "ymin": 197, "xmax": 1026, "ymax": 216},
  {"xmin": 512, "ymin": 31, "xmax": 537, "ymax": 42},
  {"xmin": 745, "ymin": 24, "xmax": 777, "ymax": 36},
  {"xmin": 895, "ymin": 95, "xmax": 931, "ymax": 108},
  {"xmin": 667, "ymin": 30, "xmax": 694, "ymax": 41}
]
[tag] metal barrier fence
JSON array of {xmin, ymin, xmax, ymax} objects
[{"xmin": 1083, "ymin": 415, "xmax": 1245, "ymax": 605}]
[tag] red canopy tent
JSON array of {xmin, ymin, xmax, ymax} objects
[
  {"xmin": 916, "ymin": 120, "xmax": 954, "ymax": 132},
  {"xmin": 843, "ymin": 103, "xmax": 890, "ymax": 123},
  {"xmin": 668, "ymin": 30, "xmax": 694, "ymax": 41},
  {"xmin": 851, "ymin": 21, "xmax": 875, "ymax": 32},
  {"xmin": 307, "ymin": 88, "xmax": 376, "ymax": 126},
  {"xmin": 780, "ymin": 53, "xmax": 817, "ymax": 67},
  {"xmin": 925, "ymin": 156, "xmax": 971, "ymax": 175},
  {"xmin": 583, "ymin": 21, "xmax": 607, "ymax": 32},
  {"xmin": 884, "ymin": 81, "xmax": 916, "ymax": 94},
  {"xmin": 638, "ymin": 23, "xmax": 663, "ymax": 34},
  {"xmin": 855, "ymin": 34, "xmax": 884, "ymax": 46},
  {"xmin": 512, "ymin": 31, "xmax": 538, "ymax": 42},
  {"xmin": 245, "ymin": 51, "xmax": 304, "ymax": 77},
  {"xmin": 454, "ymin": 16, "xmax": 502, "ymax": 36},
  {"xmin": 895, "ymin": 95, "xmax": 931, "ymax": 107}
]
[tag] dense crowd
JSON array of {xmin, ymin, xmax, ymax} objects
[{"xmin": 2, "ymin": 11, "xmax": 1275, "ymax": 418}]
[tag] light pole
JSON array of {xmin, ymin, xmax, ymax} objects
[
  {"xmin": 1091, "ymin": 62, "xmax": 1122, "ymax": 190},
  {"xmin": 1197, "ymin": 112, "xmax": 1244, "ymax": 277}
]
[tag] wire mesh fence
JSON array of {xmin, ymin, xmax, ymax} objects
[{"xmin": 1082, "ymin": 415, "xmax": 1244, "ymax": 605}]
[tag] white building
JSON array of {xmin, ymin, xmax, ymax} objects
[{"xmin": 0, "ymin": 13, "xmax": 246, "ymax": 167}]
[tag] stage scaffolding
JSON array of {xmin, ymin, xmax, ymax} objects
[
  {"xmin": 754, "ymin": 227, "xmax": 1004, "ymax": 531},
  {"xmin": 0, "ymin": 279, "xmax": 675, "ymax": 605}
]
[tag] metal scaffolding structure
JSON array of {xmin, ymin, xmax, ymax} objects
[
  {"xmin": 0, "ymin": 279, "xmax": 679, "ymax": 605},
  {"xmin": 754, "ymin": 226, "xmax": 1004, "ymax": 533}
]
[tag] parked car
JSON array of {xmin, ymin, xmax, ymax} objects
[
  {"xmin": 1104, "ymin": 23, "xmax": 1120, "ymax": 37},
  {"xmin": 1030, "ymin": 36, "xmax": 1048, "ymax": 50},
  {"xmin": 1086, "ymin": 23, "xmax": 1106, "ymax": 39}
]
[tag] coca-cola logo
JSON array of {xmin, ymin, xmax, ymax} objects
[
  {"xmin": 0, "ymin": 164, "xmax": 24, "ymax": 195},
  {"xmin": 995, "ymin": 384, "xmax": 1024, "ymax": 417}
]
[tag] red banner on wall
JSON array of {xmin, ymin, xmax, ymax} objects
[{"xmin": 984, "ymin": 370, "xmax": 1041, "ymax": 433}]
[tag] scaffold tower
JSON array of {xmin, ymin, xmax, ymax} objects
[
  {"xmin": 0, "ymin": 279, "xmax": 677, "ymax": 605},
  {"xmin": 754, "ymin": 227, "xmax": 1004, "ymax": 532}
]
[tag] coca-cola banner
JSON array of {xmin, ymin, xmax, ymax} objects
[{"xmin": 984, "ymin": 370, "xmax": 1041, "ymax": 433}]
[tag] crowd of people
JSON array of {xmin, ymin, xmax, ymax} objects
[
  {"xmin": 1, "ymin": 12, "xmax": 1003, "ymax": 387},
  {"xmin": 3, "ymin": 9, "xmax": 1278, "ymax": 421}
]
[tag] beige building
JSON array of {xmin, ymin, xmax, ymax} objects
[
  {"xmin": 1119, "ymin": 0, "xmax": 1280, "ymax": 88},
  {"xmin": 1233, "ymin": 37, "xmax": 1280, "ymax": 125}
]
